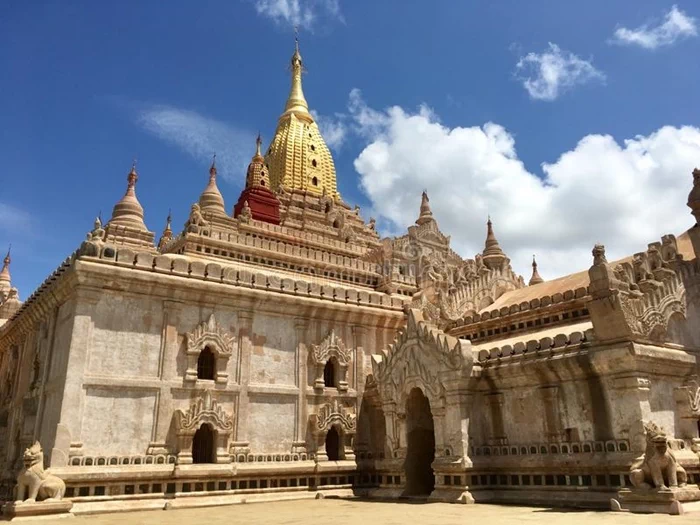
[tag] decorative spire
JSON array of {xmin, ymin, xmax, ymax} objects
[
  {"xmin": 282, "ymin": 31, "xmax": 312, "ymax": 122},
  {"xmin": 108, "ymin": 161, "xmax": 146, "ymax": 228},
  {"xmin": 157, "ymin": 210, "xmax": 173, "ymax": 251},
  {"xmin": 529, "ymin": 255, "xmax": 544, "ymax": 285},
  {"xmin": 198, "ymin": 153, "xmax": 226, "ymax": 215},
  {"xmin": 245, "ymin": 135, "xmax": 271, "ymax": 189},
  {"xmin": 415, "ymin": 191, "xmax": 435, "ymax": 226},
  {"xmin": 0, "ymin": 246, "xmax": 11, "ymax": 285},
  {"xmin": 482, "ymin": 216, "xmax": 507, "ymax": 269}
]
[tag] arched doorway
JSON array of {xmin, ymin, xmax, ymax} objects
[
  {"xmin": 197, "ymin": 347, "xmax": 216, "ymax": 380},
  {"xmin": 405, "ymin": 388, "xmax": 435, "ymax": 496},
  {"xmin": 192, "ymin": 424, "xmax": 215, "ymax": 464},
  {"xmin": 325, "ymin": 426, "xmax": 341, "ymax": 461}
]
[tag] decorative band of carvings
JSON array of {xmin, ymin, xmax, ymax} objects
[
  {"xmin": 476, "ymin": 328, "xmax": 595, "ymax": 363},
  {"xmin": 472, "ymin": 439, "xmax": 631, "ymax": 457},
  {"xmin": 69, "ymin": 454, "xmax": 177, "ymax": 467}
]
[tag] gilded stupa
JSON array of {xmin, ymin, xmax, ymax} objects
[{"xmin": 265, "ymin": 38, "xmax": 339, "ymax": 199}]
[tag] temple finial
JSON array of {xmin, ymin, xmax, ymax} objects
[
  {"xmin": 256, "ymin": 133, "xmax": 262, "ymax": 156},
  {"xmin": 294, "ymin": 25, "xmax": 299, "ymax": 54},
  {"xmin": 416, "ymin": 190, "xmax": 434, "ymax": 225},
  {"xmin": 529, "ymin": 254, "xmax": 544, "ymax": 285},
  {"xmin": 209, "ymin": 154, "xmax": 217, "ymax": 180},
  {"xmin": 482, "ymin": 216, "xmax": 507, "ymax": 269},
  {"xmin": 0, "ymin": 245, "xmax": 12, "ymax": 288},
  {"xmin": 127, "ymin": 160, "xmax": 138, "ymax": 189}
]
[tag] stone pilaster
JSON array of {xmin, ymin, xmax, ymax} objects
[
  {"xmin": 233, "ymin": 310, "xmax": 253, "ymax": 446},
  {"xmin": 611, "ymin": 375, "xmax": 650, "ymax": 453},
  {"xmin": 294, "ymin": 318, "xmax": 308, "ymax": 450},
  {"xmin": 484, "ymin": 391, "xmax": 507, "ymax": 446}
]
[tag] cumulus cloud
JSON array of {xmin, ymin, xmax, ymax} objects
[
  {"xmin": 311, "ymin": 110, "xmax": 347, "ymax": 151},
  {"xmin": 611, "ymin": 5, "xmax": 697, "ymax": 49},
  {"xmin": 515, "ymin": 43, "xmax": 605, "ymax": 101},
  {"xmin": 349, "ymin": 90, "xmax": 700, "ymax": 280},
  {"xmin": 252, "ymin": 0, "xmax": 343, "ymax": 30},
  {"xmin": 137, "ymin": 105, "xmax": 254, "ymax": 183}
]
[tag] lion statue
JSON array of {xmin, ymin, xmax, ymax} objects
[
  {"xmin": 15, "ymin": 442, "xmax": 66, "ymax": 503},
  {"xmin": 630, "ymin": 421, "xmax": 687, "ymax": 491}
]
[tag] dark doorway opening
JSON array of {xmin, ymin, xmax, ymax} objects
[
  {"xmin": 325, "ymin": 426, "xmax": 341, "ymax": 461},
  {"xmin": 405, "ymin": 388, "xmax": 435, "ymax": 496},
  {"xmin": 192, "ymin": 424, "xmax": 215, "ymax": 464},
  {"xmin": 323, "ymin": 359, "xmax": 336, "ymax": 388},
  {"xmin": 197, "ymin": 347, "xmax": 216, "ymax": 380}
]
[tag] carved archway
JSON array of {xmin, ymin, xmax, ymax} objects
[
  {"xmin": 310, "ymin": 330, "xmax": 352, "ymax": 392},
  {"xmin": 372, "ymin": 309, "xmax": 474, "ymax": 464},
  {"xmin": 184, "ymin": 314, "xmax": 234, "ymax": 384},
  {"xmin": 174, "ymin": 390, "xmax": 233, "ymax": 464},
  {"xmin": 309, "ymin": 399, "xmax": 356, "ymax": 461}
]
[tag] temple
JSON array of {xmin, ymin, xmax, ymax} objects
[{"xmin": 2, "ymin": 40, "xmax": 700, "ymax": 516}]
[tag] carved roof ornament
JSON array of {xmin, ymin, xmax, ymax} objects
[
  {"xmin": 175, "ymin": 390, "xmax": 233, "ymax": 435},
  {"xmin": 310, "ymin": 329, "xmax": 351, "ymax": 366},
  {"xmin": 186, "ymin": 314, "xmax": 234, "ymax": 356},
  {"xmin": 198, "ymin": 154, "xmax": 226, "ymax": 215},
  {"xmin": 312, "ymin": 399, "xmax": 356, "ymax": 435},
  {"xmin": 529, "ymin": 254, "xmax": 544, "ymax": 286},
  {"xmin": 688, "ymin": 167, "xmax": 700, "ymax": 224}
]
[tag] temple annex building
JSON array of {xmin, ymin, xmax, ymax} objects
[{"xmin": 2, "ymin": 40, "xmax": 700, "ymax": 517}]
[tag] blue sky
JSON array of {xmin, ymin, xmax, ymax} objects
[{"xmin": 2, "ymin": 0, "xmax": 700, "ymax": 298}]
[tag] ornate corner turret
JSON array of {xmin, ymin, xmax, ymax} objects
[
  {"xmin": 103, "ymin": 162, "xmax": 155, "ymax": 249},
  {"xmin": 198, "ymin": 155, "xmax": 226, "ymax": 215},
  {"xmin": 529, "ymin": 255, "xmax": 544, "ymax": 286},
  {"xmin": 482, "ymin": 217, "xmax": 508, "ymax": 270}
]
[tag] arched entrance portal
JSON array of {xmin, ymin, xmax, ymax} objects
[
  {"xmin": 192, "ymin": 424, "xmax": 215, "ymax": 464},
  {"xmin": 405, "ymin": 388, "xmax": 435, "ymax": 496}
]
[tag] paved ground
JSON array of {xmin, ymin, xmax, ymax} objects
[{"xmin": 9, "ymin": 499, "xmax": 698, "ymax": 524}]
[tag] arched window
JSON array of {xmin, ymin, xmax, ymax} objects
[
  {"xmin": 197, "ymin": 347, "xmax": 216, "ymax": 380},
  {"xmin": 261, "ymin": 180, "xmax": 265, "ymax": 186},
  {"xmin": 323, "ymin": 359, "xmax": 336, "ymax": 388},
  {"xmin": 325, "ymin": 427, "xmax": 341, "ymax": 461},
  {"xmin": 192, "ymin": 424, "xmax": 215, "ymax": 464},
  {"xmin": 333, "ymin": 219, "xmax": 340, "ymax": 228},
  {"xmin": 312, "ymin": 159, "xmax": 317, "ymax": 167},
  {"xmin": 312, "ymin": 176, "xmax": 318, "ymax": 186}
]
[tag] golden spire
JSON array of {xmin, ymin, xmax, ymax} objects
[
  {"xmin": 265, "ymin": 35, "xmax": 339, "ymax": 198},
  {"xmin": 109, "ymin": 161, "xmax": 147, "ymax": 228},
  {"xmin": 482, "ymin": 216, "xmax": 507, "ymax": 269},
  {"xmin": 529, "ymin": 255, "xmax": 544, "ymax": 285},
  {"xmin": 282, "ymin": 29, "xmax": 312, "ymax": 122},
  {"xmin": 416, "ymin": 190, "xmax": 434, "ymax": 225},
  {"xmin": 198, "ymin": 154, "xmax": 226, "ymax": 214}
]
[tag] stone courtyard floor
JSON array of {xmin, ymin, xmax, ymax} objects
[{"xmin": 9, "ymin": 499, "xmax": 700, "ymax": 524}]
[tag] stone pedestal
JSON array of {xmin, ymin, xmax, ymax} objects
[
  {"xmin": 611, "ymin": 485, "xmax": 700, "ymax": 515},
  {"xmin": 2, "ymin": 500, "xmax": 74, "ymax": 520}
]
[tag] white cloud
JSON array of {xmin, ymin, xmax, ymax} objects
[
  {"xmin": 349, "ymin": 90, "xmax": 700, "ymax": 280},
  {"xmin": 137, "ymin": 105, "xmax": 254, "ymax": 183},
  {"xmin": 311, "ymin": 110, "xmax": 347, "ymax": 151},
  {"xmin": 252, "ymin": 0, "xmax": 343, "ymax": 30},
  {"xmin": 515, "ymin": 43, "xmax": 605, "ymax": 101},
  {"xmin": 611, "ymin": 5, "xmax": 697, "ymax": 49}
]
